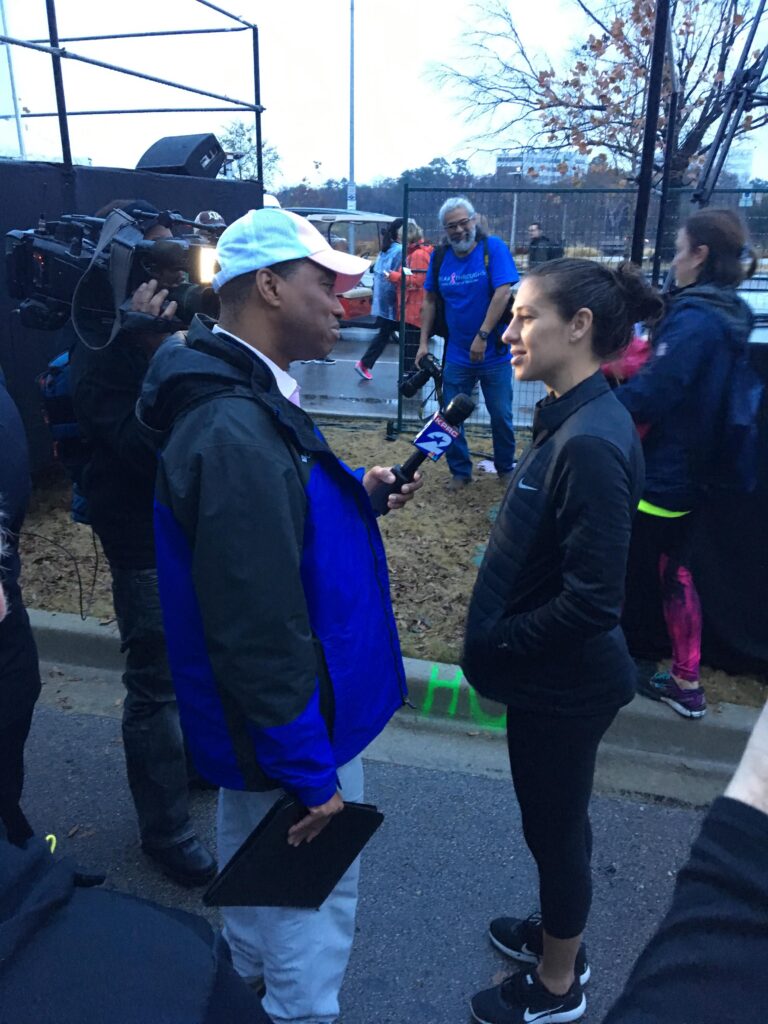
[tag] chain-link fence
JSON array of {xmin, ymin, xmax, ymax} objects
[{"xmin": 396, "ymin": 185, "xmax": 768, "ymax": 433}]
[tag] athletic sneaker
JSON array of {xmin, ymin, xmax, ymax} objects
[
  {"xmin": 354, "ymin": 360, "xmax": 373, "ymax": 380},
  {"xmin": 489, "ymin": 914, "xmax": 590, "ymax": 985},
  {"xmin": 471, "ymin": 969, "xmax": 585, "ymax": 1024},
  {"xmin": 638, "ymin": 671, "xmax": 707, "ymax": 718}
]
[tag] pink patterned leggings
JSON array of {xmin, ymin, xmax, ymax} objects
[
  {"xmin": 623, "ymin": 510, "xmax": 702, "ymax": 682},
  {"xmin": 658, "ymin": 549, "xmax": 702, "ymax": 682}
]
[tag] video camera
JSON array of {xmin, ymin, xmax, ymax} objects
[
  {"xmin": 5, "ymin": 207, "xmax": 222, "ymax": 348},
  {"xmin": 398, "ymin": 351, "xmax": 442, "ymax": 400}
]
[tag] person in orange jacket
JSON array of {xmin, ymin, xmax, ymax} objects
[{"xmin": 355, "ymin": 220, "xmax": 433, "ymax": 379}]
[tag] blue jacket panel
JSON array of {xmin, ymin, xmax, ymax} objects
[{"xmin": 141, "ymin": 319, "xmax": 406, "ymax": 806}]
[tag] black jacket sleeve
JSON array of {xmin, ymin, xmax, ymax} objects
[
  {"xmin": 492, "ymin": 435, "xmax": 635, "ymax": 656},
  {"xmin": 603, "ymin": 796, "xmax": 768, "ymax": 1024},
  {"xmin": 70, "ymin": 337, "xmax": 159, "ymax": 479}
]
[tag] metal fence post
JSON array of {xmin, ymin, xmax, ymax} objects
[
  {"xmin": 396, "ymin": 182, "xmax": 410, "ymax": 434},
  {"xmin": 630, "ymin": 0, "xmax": 671, "ymax": 265},
  {"xmin": 44, "ymin": 0, "xmax": 72, "ymax": 170},
  {"xmin": 252, "ymin": 25, "xmax": 264, "ymax": 207}
]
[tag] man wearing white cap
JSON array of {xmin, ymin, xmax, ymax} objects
[{"xmin": 138, "ymin": 208, "xmax": 420, "ymax": 1023}]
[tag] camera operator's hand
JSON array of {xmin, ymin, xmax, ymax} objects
[
  {"xmin": 414, "ymin": 344, "xmax": 429, "ymax": 369},
  {"xmin": 469, "ymin": 334, "xmax": 487, "ymax": 363},
  {"xmin": 287, "ymin": 792, "xmax": 344, "ymax": 846},
  {"xmin": 128, "ymin": 279, "xmax": 179, "ymax": 355},
  {"xmin": 363, "ymin": 466, "xmax": 423, "ymax": 510},
  {"xmin": 132, "ymin": 278, "xmax": 178, "ymax": 321}
]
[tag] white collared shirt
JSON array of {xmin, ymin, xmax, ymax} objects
[{"xmin": 212, "ymin": 324, "xmax": 300, "ymax": 404}]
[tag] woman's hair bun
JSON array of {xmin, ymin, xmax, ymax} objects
[{"xmin": 612, "ymin": 262, "xmax": 664, "ymax": 325}]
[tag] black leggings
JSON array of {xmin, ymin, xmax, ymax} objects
[
  {"xmin": 360, "ymin": 317, "xmax": 397, "ymax": 370},
  {"xmin": 361, "ymin": 319, "xmax": 421, "ymax": 372},
  {"xmin": 506, "ymin": 707, "xmax": 617, "ymax": 940}
]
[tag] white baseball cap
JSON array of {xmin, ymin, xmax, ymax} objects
[{"xmin": 213, "ymin": 208, "xmax": 369, "ymax": 294}]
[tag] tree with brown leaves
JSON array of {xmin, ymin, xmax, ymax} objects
[{"xmin": 438, "ymin": 0, "xmax": 767, "ymax": 187}]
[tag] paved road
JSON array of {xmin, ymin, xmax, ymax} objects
[
  {"xmin": 24, "ymin": 662, "xmax": 707, "ymax": 1023},
  {"xmin": 296, "ymin": 327, "xmax": 547, "ymax": 429}
]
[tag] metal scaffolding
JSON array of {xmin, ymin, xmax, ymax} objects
[{"xmin": 0, "ymin": 0, "xmax": 264, "ymax": 184}]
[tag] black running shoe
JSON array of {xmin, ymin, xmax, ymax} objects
[
  {"xmin": 489, "ymin": 913, "xmax": 590, "ymax": 985},
  {"xmin": 471, "ymin": 970, "xmax": 586, "ymax": 1024}
]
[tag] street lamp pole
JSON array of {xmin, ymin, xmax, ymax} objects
[
  {"xmin": 348, "ymin": 0, "xmax": 356, "ymax": 211},
  {"xmin": 347, "ymin": 0, "xmax": 356, "ymax": 252}
]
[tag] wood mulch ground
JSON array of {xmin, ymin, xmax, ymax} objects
[{"xmin": 21, "ymin": 418, "xmax": 766, "ymax": 709}]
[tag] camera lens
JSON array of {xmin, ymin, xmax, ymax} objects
[{"xmin": 167, "ymin": 282, "xmax": 219, "ymax": 322}]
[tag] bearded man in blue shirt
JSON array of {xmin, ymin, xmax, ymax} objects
[{"xmin": 416, "ymin": 197, "xmax": 520, "ymax": 490}]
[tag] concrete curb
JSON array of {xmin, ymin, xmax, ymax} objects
[
  {"xmin": 402, "ymin": 657, "xmax": 758, "ymax": 803},
  {"xmin": 30, "ymin": 608, "xmax": 122, "ymax": 672},
  {"xmin": 31, "ymin": 610, "xmax": 758, "ymax": 803}
]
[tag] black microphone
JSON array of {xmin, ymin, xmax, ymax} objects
[{"xmin": 368, "ymin": 394, "xmax": 475, "ymax": 515}]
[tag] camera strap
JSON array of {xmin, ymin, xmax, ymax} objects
[{"xmin": 72, "ymin": 210, "xmax": 141, "ymax": 351}]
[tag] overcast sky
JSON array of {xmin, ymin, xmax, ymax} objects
[{"xmin": 0, "ymin": 0, "xmax": 765, "ymax": 186}]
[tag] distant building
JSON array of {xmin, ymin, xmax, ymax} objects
[
  {"xmin": 724, "ymin": 146, "xmax": 754, "ymax": 186},
  {"xmin": 496, "ymin": 149, "xmax": 588, "ymax": 183}
]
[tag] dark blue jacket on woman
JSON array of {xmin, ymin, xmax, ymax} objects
[{"xmin": 617, "ymin": 284, "xmax": 753, "ymax": 511}]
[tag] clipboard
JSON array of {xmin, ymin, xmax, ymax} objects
[{"xmin": 203, "ymin": 795, "xmax": 384, "ymax": 910}]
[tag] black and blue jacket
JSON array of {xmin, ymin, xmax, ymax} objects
[
  {"xmin": 138, "ymin": 316, "xmax": 406, "ymax": 806},
  {"xmin": 616, "ymin": 283, "xmax": 753, "ymax": 511}
]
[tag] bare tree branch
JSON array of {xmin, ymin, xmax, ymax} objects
[
  {"xmin": 573, "ymin": 0, "xmax": 612, "ymax": 35},
  {"xmin": 434, "ymin": 0, "xmax": 763, "ymax": 185}
]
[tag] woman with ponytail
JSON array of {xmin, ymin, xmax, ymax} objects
[
  {"xmin": 617, "ymin": 209, "xmax": 756, "ymax": 720},
  {"xmin": 462, "ymin": 259, "xmax": 663, "ymax": 1024}
]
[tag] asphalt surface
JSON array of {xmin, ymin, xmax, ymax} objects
[
  {"xmin": 295, "ymin": 327, "xmax": 547, "ymax": 428},
  {"xmin": 23, "ymin": 692, "xmax": 705, "ymax": 1024}
]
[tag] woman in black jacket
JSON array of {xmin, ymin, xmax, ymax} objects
[{"xmin": 462, "ymin": 259, "xmax": 662, "ymax": 1024}]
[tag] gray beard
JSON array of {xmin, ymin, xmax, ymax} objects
[{"xmin": 451, "ymin": 228, "xmax": 477, "ymax": 254}]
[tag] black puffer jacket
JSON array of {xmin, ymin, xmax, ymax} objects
[{"xmin": 462, "ymin": 371, "xmax": 644, "ymax": 715}]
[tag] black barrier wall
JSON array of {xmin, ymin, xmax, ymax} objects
[{"xmin": 0, "ymin": 159, "xmax": 263, "ymax": 471}]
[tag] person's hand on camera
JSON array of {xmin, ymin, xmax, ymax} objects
[
  {"xmin": 131, "ymin": 278, "xmax": 178, "ymax": 320},
  {"xmin": 129, "ymin": 279, "xmax": 179, "ymax": 355},
  {"xmin": 415, "ymin": 345, "xmax": 429, "ymax": 368},
  {"xmin": 469, "ymin": 334, "xmax": 487, "ymax": 362},
  {"xmin": 362, "ymin": 466, "xmax": 423, "ymax": 510},
  {"xmin": 287, "ymin": 792, "xmax": 344, "ymax": 846}
]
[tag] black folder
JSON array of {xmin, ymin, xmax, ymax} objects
[{"xmin": 203, "ymin": 796, "xmax": 384, "ymax": 910}]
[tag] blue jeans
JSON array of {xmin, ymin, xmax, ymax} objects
[
  {"xmin": 110, "ymin": 565, "xmax": 194, "ymax": 849},
  {"xmin": 442, "ymin": 359, "xmax": 517, "ymax": 479}
]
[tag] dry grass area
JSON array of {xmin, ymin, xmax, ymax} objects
[{"xmin": 20, "ymin": 418, "xmax": 766, "ymax": 710}]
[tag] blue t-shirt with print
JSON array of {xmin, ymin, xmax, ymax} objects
[{"xmin": 424, "ymin": 235, "xmax": 519, "ymax": 367}]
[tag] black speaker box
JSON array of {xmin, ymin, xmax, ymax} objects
[{"xmin": 136, "ymin": 133, "xmax": 226, "ymax": 179}]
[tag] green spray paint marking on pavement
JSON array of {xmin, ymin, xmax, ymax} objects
[{"xmin": 420, "ymin": 664, "xmax": 506, "ymax": 731}]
